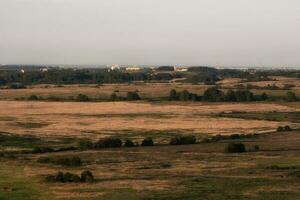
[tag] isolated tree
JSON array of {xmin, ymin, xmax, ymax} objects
[
  {"xmin": 169, "ymin": 89, "xmax": 178, "ymax": 100},
  {"xmin": 286, "ymin": 91, "xmax": 298, "ymax": 102},
  {"xmin": 141, "ymin": 137, "xmax": 154, "ymax": 146}
]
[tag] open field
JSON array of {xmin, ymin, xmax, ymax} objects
[{"xmin": 0, "ymin": 101, "xmax": 298, "ymax": 140}]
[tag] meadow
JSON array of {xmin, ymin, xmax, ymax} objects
[{"xmin": 0, "ymin": 80, "xmax": 300, "ymax": 200}]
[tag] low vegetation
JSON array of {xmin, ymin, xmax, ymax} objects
[{"xmin": 45, "ymin": 170, "xmax": 94, "ymax": 183}]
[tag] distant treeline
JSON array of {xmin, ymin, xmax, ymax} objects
[
  {"xmin": 168, "ymin": 88, "xmax": 299, "ymax": 102},
  {"xmin": 0, "ymin": 66, "xmax": 299, "ymax": 85},
  {"xmin": 22, "ymin": 88, "xmax": 298, "ymax": 102}
]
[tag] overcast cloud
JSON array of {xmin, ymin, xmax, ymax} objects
[{"xmin": 0, "ymin": 0, "xmax": 300, "ymax": 67}]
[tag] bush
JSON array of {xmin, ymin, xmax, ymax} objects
[
  {"xmin": 248, "ymin": 145, "xmax": 260, "ymax": 152},
  {"xmin": 38, "ymin": 156, "xmax": 82, "ymax": 166},
  {"xmin": 225, "ymin": 143, "xmax": 246, "ymax": 153},
  {"xmin": 64, "ymin": 172, "xmax": 81, "ymax": 183},
  {"xmin": 45, "ymin": 171, "xmax": 94, "ymax": 183},
  {"xmin": 76, "ymin": 94, "xmax": 89, "ymax": 102},
  {"xmin": 127, "ymin": 91, "xmax": 141, "ymax": 101},
  {"xmin": 78, "ymin": 139, "xmax": 93, "ymax": 150},
  {"xmin": 141, "ymin": 137, "xmax": 154, "ymax": 146},
  {"xmin": 277, "ymin": 125, "xmax": 292, "ymax": 132},
  {"xmin": 170, "ymin": 135, "xmax": 196, "ymax": 145},
  {"xmin": 109, "ymin": 92, "xmax": 119, "ymax": 101},
  {"xmin": 284, "ymin": 125, "xmax": 292, "ymax": 131},
  {"xmin": 94, "ymin": 138, "xmax": 122, "ymax": 148},
  {"xmin": 80, "ymin": 170, "xmax": 94, "ymax": 183},
  {"xmin": 28, "ymin": 95, "xmax": 39, "ymax": 101},
  {"xmin": 32, "ymin": 147, "xmax": 54, "ymax": 154},
  {"xmin": 124, "ymin": 139, "xmax": 135, "ymax": 147},
  {"xmin": 37, "ymin": 156, "xmax": 51, "ymax": 163}
]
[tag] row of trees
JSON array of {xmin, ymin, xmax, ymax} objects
[{"xmin": 169, "ymin": 88, "xmax": 298, "ymax": 102}]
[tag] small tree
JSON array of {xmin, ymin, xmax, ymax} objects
[
  {"xmin": 124, "ymin": 139, "xmax": 135, "ymax": 147},
  {"xmin": 78, "ymin": 139, "xmax": 93, "ymax": 150},
  {"xmin": 127, "ymin": 91, "xmax": 141, "ymax": 101},
  {"xmin": 225, "ymin": 143, "xmax": 246, "ymax": 153},
  {"xmin": 80, "ymin": 170, "xmax": 94, "ymax": 183},
  {"xmin": 76, "ymin": 94, "xmax": 89, "ymax": 102},
  {"xmin": 169, "ymin": 89, "xmax": 178, "ymax": 101},
  {"xmin": 141, "ymin": 137, "xmax": 154, "ymax": 146},
  {"xmin": 28, "ymin": 95, "xmax": 39, "ymax": 101},
  {"xmin": 286, "ymin": 91, "xmax": 298, "ymax": 102},
  {"xmin": 109, "ymin": 92, "xmax": 118, "ymax": 101}
]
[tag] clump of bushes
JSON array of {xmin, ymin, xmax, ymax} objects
[
  {"xmin": 38, "ymin": 156, "xmax": 82, "ymax": 166},
  {"xmin": 170, "ymin": 135, "xmax": 196, "ymax": 145},
  {"xmin": 45, "ymin": 170, "xmax": 94, "ymax": 183},
  {"xmin": 28, "ymin": 95, "xmax": 39, "ymax": 101},
  {"xmin": 201, "ymin": 133, "xmax": 257, "ymax": 143},
  {"xmin": 126, "ymin": 91, "xmax": 141, "ymax": 101},
  {"xmin": 76, "ymin": 94, "xmax": 89, "ymax": 102},
  {"xmin": 124, "ymin": 139, "xmax": 135, "ymax": 147},
  {"xmin": 32, "ymin": 147, "xmax": 54, "ymax": 154},
  {"xmin": 225, "ymin": 143, "xmax": 246, "ymax": 153},
  {"xmin": 94, "ymin": 138, "xmax": 122, "ymax": 148},
  {"xmin": 141, "ymin": 137, "xmax": 154, "ymax": 146},
  {"xmin": 277, "ymin": 125, "xmax": 292, "ymax": 132},
  {"xmin": 80, "ymin": 170, "xmax": 94, "ymax": 182},
  {"xmin": 78, "ymin": 139, "xmax": 94, "ymax": 150}
]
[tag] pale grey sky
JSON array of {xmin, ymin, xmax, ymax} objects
[{"xmin": 0, "ymin": 0, "xmax": 300, "ymax": 67}]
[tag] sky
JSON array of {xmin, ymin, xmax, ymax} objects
[{"xmin": 0, "ymin": 0, "xmax": 300, "ymax": 67}]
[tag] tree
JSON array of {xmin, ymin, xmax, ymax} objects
[
  {"xmin": 179, "ymin": 90, "xmax": 190, "ymax": 101},
  {"xmin": 76, "ymin": 94, "xmax": 89, "ymax": 102},
  {"xmin": 225, "ymin": 90, "xmax": 236, "ymax": 102},
  {"xmin": 109, "ymin": 92, "xmax": 118, "ymax": 101},
  {"xmin": 127, "ymin": 91, "xmax": 141, "ymax": 101},
  {"xmin": 124, "ymin": 139, "xmax": 135, "ymax": 147},
  {"xmin": 203, "ymin": 87, "xmax": 225, "ymax": 102},
  {"xmin": 169, "ymin": 89, "xmax": 178, "ymax": 100},
  {"xmin": 81, "ymin": 170, "xmax": 94, "ymax": 183},
  {"xmin": 286, "ymin": 91, "xmax": 298, "ymax": 102},
  {"xmin": 141, "ymin": 137, "xmax": 154, "ymax": 146},
  {"xmin": 225, "ymin": 143, "xmax": 246, "ymax": 153}
]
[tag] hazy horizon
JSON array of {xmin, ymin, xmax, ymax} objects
[{"xmin": 1, "ymin": 0, "xmax": 300, "ymax": 68}]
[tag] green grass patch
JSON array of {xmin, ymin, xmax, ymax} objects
[{"xmin": 0, "ymin": 162, "xmax": 54, "ymax": 200}]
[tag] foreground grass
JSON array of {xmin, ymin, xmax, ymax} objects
[{"xmin": 0, "ymin": 161, "xmax": 54, "ymax": 200}]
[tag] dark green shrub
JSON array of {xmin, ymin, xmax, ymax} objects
[
  {"xmin": 28, "ymin": 95, "xmax": 39, "ymax": 101},
  {"xmin": 284, "ymin": 125, "xmax": 292, "ymax": 131},
  {"xmin": 94, "ymin": 138, "xmax": 122, "ymax": 148},
  {"xmin": 141, "ymin": 137, "xmax": 154, "ymax": 146},
  {"xmin": 277, "ymin": 125, "xmax": 292, "ymax": 132},
  {"xmin": 32, "ymin": 147, "xmax": 54, "ymax": 154},
  {"xmin": 64, "ymin": 172, "xmax": 81, "ymax": 183},
  {"xmin": 127, "ymin": 91, "xmax": 141, "ymax": 101},
  {"xmin": 76, "ymin": 94, "xmax": 89, "ymax": 102},
  {"xmin": 124, "ymin": 139, "xmax": 135, "ymax": 147},
  {"xmin": 277, "ymin": 126, "xmax": 284, "ymax": 132},
  {"xmin": 225, "ymin": 143, "xmax": 246, "ymax": 153},
  {"xmin": 78, "ymin": 139, "xmax": 93, "ymax": 150},
  {"xmin": 170, "ymin": 135, "xmax": 196, "ymax": 145},
  {"xmin": 55, "ymin": 171, "xmax": 65, "ymax": 182},
  {"xmin": 37, "ymin": 156, "xmax": 51, "ymax": 163},
  {"xmin": 80, "ymin": 170, "xmax": 94, "ymax": 183},
  {"xmin": 109, "ymin": 93, "xmax": 118, "ymax": 101}
]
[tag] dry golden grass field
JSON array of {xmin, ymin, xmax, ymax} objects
[{"xmin": 0, "ymin": 101, "xmax": 298, "ymax": 140}]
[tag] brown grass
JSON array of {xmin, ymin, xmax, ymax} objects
[{"xmin": 0, "ymin": 101, "xmax": 298, "ymax": 138}]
